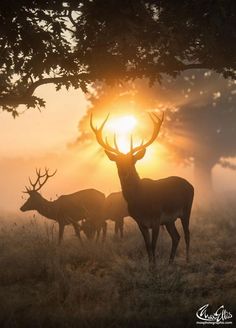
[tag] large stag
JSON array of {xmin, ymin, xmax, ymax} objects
[
  {"xmin": 20, "ymin": 168, "xmax": 106, "ymax": 244},
  {"xmin": 90, "ymin": 113, "xmax": 194, "ymax": 265}
]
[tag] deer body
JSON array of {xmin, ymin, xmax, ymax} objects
[
  {"xmin": 105, "ymin": 192, "xmax": 129, "ymax": 238},
  {"xmin": 90, "ymin": 113, "xmax": 194, "ymax": 265},
  {"xmin": 121, "ymin": 176, "xmax": 193, "ymax": 227},
  {"xmin": 20, "ymin": 169, "xmax": 106, "ymax": 244},
  {"xmin": 80, "ymin": 192, "xmax": 128, "ymax": 240}
]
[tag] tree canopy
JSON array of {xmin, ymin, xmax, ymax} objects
[{"xmin": 0, "ymin": 0, "xmax": 236, "ymax": 115}]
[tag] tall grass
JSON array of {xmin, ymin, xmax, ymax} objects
[{"xmin": 0, "ymin": 205, "xmax": 235, "ymax": 328}]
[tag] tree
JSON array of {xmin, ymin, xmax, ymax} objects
[
  {"xmin": 0, "ymin": 0, "xmax": 88, "ymax": 116},
  {"xmin": 166, "ymin": 73, "xmax": 236, "ymax": 195},
  {"xmin": 76, "ymin": 70, "xmax": 236, "ymax": 197},
  {"xmin": 1, "ymin": 0, "xmax": 235, "ymax": 116}
]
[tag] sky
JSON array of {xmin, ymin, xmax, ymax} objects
[{"xmin": 0, "ymin": 85, "xmax": 88, "ymax": 157}]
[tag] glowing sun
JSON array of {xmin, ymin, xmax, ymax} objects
[
  {"xmin": 104, "ymin": 115, "xmax": 138, "ymax": 153},
  {"xmin": 106, "ymin": 115, "xmax": 137, "ymax": 134}
]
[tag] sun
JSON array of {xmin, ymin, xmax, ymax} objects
[
  {"xmin": 105, "ymin": 115, "xmax": 138, "ymax": 153},
  {"xmin": 106, "ymin": 115, "xmax": 137, "ymax": 134}
]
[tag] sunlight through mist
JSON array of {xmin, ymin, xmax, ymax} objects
[{"xmin": 105, "ymin": 115, "xmax": 138, "ymax": 153}]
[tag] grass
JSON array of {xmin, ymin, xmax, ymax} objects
[{"xmin": 0, "ymin": 205, "xmax": 236, "ymax": 328}]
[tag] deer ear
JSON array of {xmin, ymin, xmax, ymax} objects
[
  {"xmin": 133, "ymin": 148, "xmax": 146, "ymax": 162},
  {"xmin": 104, "ymin": 150, "xmax": 117, "ymax": 161}
]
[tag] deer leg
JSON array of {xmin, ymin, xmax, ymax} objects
[
  {"xmin": 102, "ymin": 221, "xmax": 107, "ymax": 243},
  {"xmin": 165, "ymin": 222, "xmax": 180, "ymax": 264},
  {"xmin": 120, "ymin": 218, "xmax": 124, "ymax": 239},
  {"xmin": 181, "ymin": 218, "xmax": 190, "ymax": 263},
  {"xmin": 58, "ymin": 223, "xmax": 65, "ymax": 245},
  {"xmin": 72, "ymin": 222, "xmax": 83, "ymax": 244},
  {"xmin": 138, "ymin": 224, "xmax": 152, "ymax": 263},
  {"xmin": 96, "ymin": 228, "xmax": 101, "ymax": 243},
  {"xmin": 151, "ymin": 224, "xmax": 160, "ymax": 265},
  {"xmin": 114, "ymin": 221, "xmax": 119, "ymax": 237}
]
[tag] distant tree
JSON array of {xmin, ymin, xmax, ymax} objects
[
  {"xmin": 77, "ymin": 70, "xmax": 236, "ymax": 195},
  {"xmin": 166, "ymin": 78, "xmax": 236, "ymax": 194},
  {"xmin": 1, "ymin": 0, "xmax": 235, "ymax": 116}
]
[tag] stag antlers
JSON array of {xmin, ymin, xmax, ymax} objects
[
  {"xmin": 24, "ymin": 168, "xmax": 57, "ymax": 193},
  {"xmin": 90, "ymin": 112, "xmax": 164, "ymax": 155}
]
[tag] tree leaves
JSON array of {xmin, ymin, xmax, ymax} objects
[{"xmin": 0, "ymin": 0, "xmax": 235, "ymax": 116}]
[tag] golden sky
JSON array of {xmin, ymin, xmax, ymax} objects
[
  {"xmin": 0, "ymin": 85, "xmax": 88, "ymax": 157},
  {"xmin": 0, "ymin": 84, "xmax": 236, "ymax": 213}
]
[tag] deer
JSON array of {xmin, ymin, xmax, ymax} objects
[
  {"xmin": 80, "ymin": 191, "xmax": 129, "ymax": 240},
  {"xmin": 79, "ymin": 217, "xmax": 108, "ymax": 242},
  {"xmin": 90, "ymin": 113, "xmax": 194, "ymax": 266},
  {"xmin": 20, "ymin": 168, "xmax": 106, "ymax": 244},
  {"xmin": 105, "ymin": 192, "xmax": 129, "ymax": 238}
]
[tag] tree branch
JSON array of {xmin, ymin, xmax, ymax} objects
[
  {"xmin": 181, "ymin": 63, "xmax": 208, "ymax": 70},
  {"xmin": 0, "ymin": 73, "xmax": 89, "ymax": 108},
  {"xmin": 25, "ymin": 73, "xmax": 88, "ymax": 96}
]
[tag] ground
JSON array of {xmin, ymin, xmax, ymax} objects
[{"xmin": 0, "ymin": 203, "xmax": 235, "ymax": 328}]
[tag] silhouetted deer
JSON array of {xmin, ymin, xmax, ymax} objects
[
  {"xmin": 105, "ymin": 192, "xmax": 129, "ymax": 238},
  {"xmin": 20, "ymin": 168, "xmax": 106, "ymax": 244},
  {"xmin": 80, "ymin": 191, "xmax": 129, "ymax": 240},
  {"xmin": 90, "ymin": 113, "xmax": 194, "ymax": 265},
  {"xmin": 79, "ymin": 218, "xmax": 107, "ymax": 242}
]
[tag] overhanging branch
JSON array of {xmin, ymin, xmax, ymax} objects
[
  {"xmin": 25, "ymin": 73, "xmax": 88, "ymax": 96},
  {"xmin": 0, "ymin": 73, "xmax": 89, "ymax": 108}
]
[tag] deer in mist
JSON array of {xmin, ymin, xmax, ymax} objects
[
  {"xmin": 105, "ymin": 192, "xmax": 129, "ymax": 238},
  {"xmin": 80, "ymin": 191, "xmax": 129, "ymax": 240},
  {"xmin": 90, "ymin": 113, "xmax": 194, "ymax": 265},
  {"xmin": 20, "ymin": 168, "xmax": 106, "ymax": 244}
]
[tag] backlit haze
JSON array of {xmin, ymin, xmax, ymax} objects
[{"xmin": 0, "ymin": 83, "xmax": 236, "ymax": 213}]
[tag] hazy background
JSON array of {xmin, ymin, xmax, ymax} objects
[{"xmin": 1, "ymin": 79, "xmax": 236, "ymax": 213}]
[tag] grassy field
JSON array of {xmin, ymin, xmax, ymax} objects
[{"xmin": 0, "ymin": 204, "xmax": 235, "ymax": 328}]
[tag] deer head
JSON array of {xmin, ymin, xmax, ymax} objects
[
  {"xmin": 20, "ymin": 168, "xmax": 57, "ymax": 212},
  {"xmin": 90, "ymin": 112, "xmax": 164, "ymax": 180}
]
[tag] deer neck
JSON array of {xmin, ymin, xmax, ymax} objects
[
  {"xmin": 36, "ymin": 196, "xmax": 57, "ymax": 221},
  {"xmin": 118, "ymin": 166, "xmax": 141, "ymax": 202}
]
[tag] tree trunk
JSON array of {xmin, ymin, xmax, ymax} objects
[{"xmin": 194, "ymin": 159, "xmax": 214, "ymax": 202}]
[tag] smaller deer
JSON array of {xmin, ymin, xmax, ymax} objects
[
  {"xmin": 79, "ymin": 218, "xmax": 107, "ymax": 242},
  {"xmin": 20, "ymin": 168, "xmax": 106, "ymax": 244},
  {"xmin": 79, "ymin": 192, "xmax": 129, "ymax": 240},
  {"xmin": 105, "ymin": 192, "xmax": 129, "ymax": 238}
]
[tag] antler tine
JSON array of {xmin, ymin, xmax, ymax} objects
[
  {"xmin": 90, "ymin": 113, "xmax": 96, "ymax": 132},
  {"xmin": 90, "ymin": 114, "xmax": 121, "ymax": 154},
  {"xmin": 113, "ymin": 134, "xmax": 121, "ymax": 153},
  {"xmin": 28, "ymin": 177, "xmax": 34, "ymax": 187},
  {"xmin": 28, "ymin": 168, "xmax": 42, "ymax": 190},
  {"xmin": 24, "ymin": 168, "xmax": 57, "ymax": 193},
  {"xmin": 90, "ymin": 113, "xmax": 110, "ymax": 132},
  {"xmin": 34, "ymin": 168, "xmax": 57, "ymax": 192},
  {"xmin": 105, "ymin": 136, "xmax": 110, "ymax": 147},
  {"xmin": 149, "ymin": 111, "xmax": 164, "ymax": 125},
  {"xmin": 22, "ymin": 186, "xmax": 31, "ymax": 194},
  {"xmin": 130, "ymin": 111, "xmax": 164, "ymax": 154},
  {"xmin": 130, "ymin": 135, "xmax": 133, "ymax": 152},
  {"xmin": 48, "ymin": 169, "xmax": 57, "ymax": 177}
]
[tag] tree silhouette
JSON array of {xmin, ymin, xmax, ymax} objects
[
  {"xmin": 166, "ymin": 75, "xmax": 236, "ymax": 194},
  {"xmin": 1, "ymin": 0, "xmax": 235, "ymax": 116}
]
